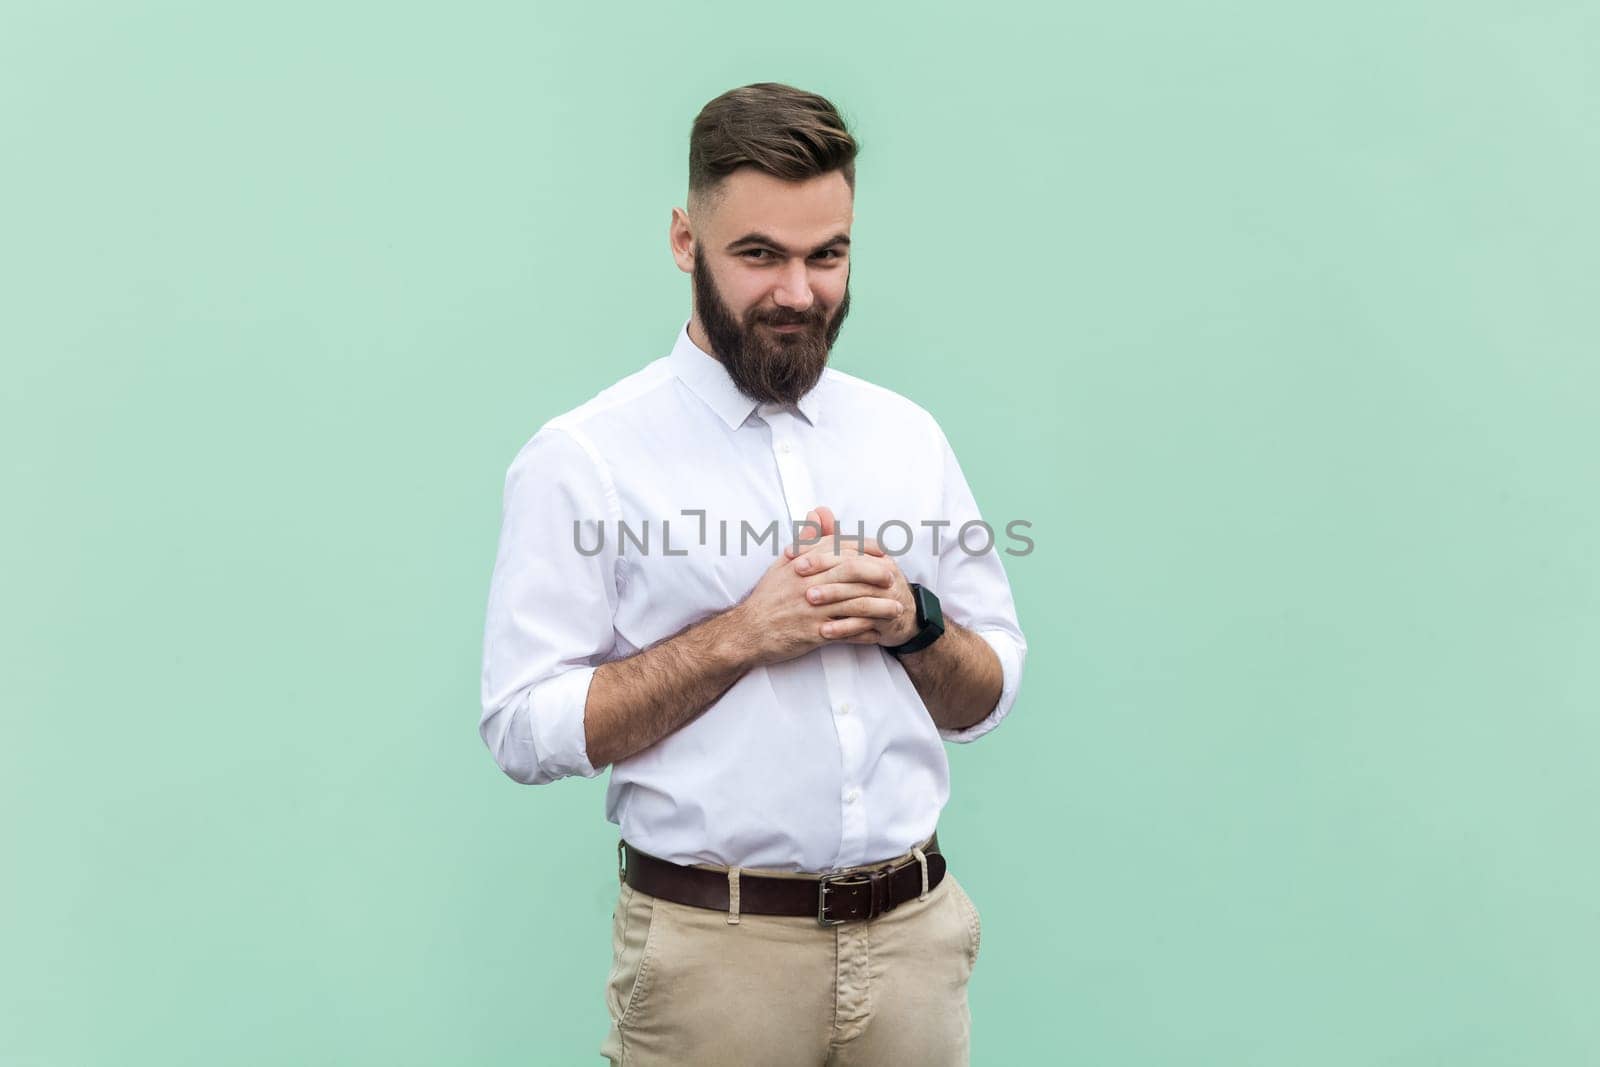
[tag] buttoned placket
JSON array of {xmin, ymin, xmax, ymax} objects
[{"xmin": 755, "ymin": 403, "xmax": 870, "ymax": 870}]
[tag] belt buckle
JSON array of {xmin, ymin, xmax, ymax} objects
[{"xmin": 817, "ymin": 871, "xmax": 872, "ymax": 926}]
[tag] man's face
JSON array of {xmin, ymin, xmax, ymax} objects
[{"xmin": 681, "ymin": 168, "xmax": 853, "ymax": 406}]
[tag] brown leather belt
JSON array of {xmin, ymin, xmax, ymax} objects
[{"xmin": 619, "ymin": 833, "xmax": 945, "ymax": 926}]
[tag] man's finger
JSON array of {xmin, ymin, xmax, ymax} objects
[
  {"xmin": 805, "ymin": 580, "xmax": 898, "ymax": 606},
  {"xmin": 819, "ymin": 615, "xmax": 877, "ymax": 639},
  {"xmin": 823, "ymin": 595, "xmax": 904, "ymax": 621},
  {"xmin": 786, "ymin": 505, "xmax": 838, "ymax": 558},
  {"xmin": 794, "ymin": 552, "xmax": 895, "ymax": 585},
  {"xmin": 788, "ymin": 533, "xmax": 888, "ymax": 566}
]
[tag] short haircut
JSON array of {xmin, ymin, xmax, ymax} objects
[{"xmin": 688, "ymin": 82, "xmax": 859, "ymax": 213}]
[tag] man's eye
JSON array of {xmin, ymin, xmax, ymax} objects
[
  {"xmin": 742, "ymin": 249, "xmax": 773, "ymax": 260},
  {"xmin": 812, "ymin": 249, "xmax": 842, "ymax": 261}
]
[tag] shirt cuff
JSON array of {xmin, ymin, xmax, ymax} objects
[
  {"xmin": 937, "ymin": 628, "xmax": 1025, "ymax": 744},
  {"xmin": 528, "ymin": 665, "xmax": 603, "ymax": 782}
]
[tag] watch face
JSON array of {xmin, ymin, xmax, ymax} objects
[{"xmin": 922, "ymin": 587, "xmax": 944, "ymax": 630}]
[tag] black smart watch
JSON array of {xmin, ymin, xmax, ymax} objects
[{"xmin": 886, "ymin": 583, "xmax": 945, "ymax": 657}]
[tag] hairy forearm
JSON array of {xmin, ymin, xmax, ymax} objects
[
  {"xmin": 896, "ymin": 619, "xmax": 1003, "ymax": 733},
  {"xmin": 582, "ymin": 606, "xmax": 756, "ymax": 768}
]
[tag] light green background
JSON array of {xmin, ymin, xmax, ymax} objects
[{"xmin": 4, "ymin": 2, "xmax": 1597, "ymax": 1064}]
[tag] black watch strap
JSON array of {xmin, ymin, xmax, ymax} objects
[{"xmin": 886, "ymin": 583, "xmax": 945, "ymax": 657}]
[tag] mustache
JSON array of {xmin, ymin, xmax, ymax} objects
[{"xmin": 753, "ymin": 312, "xmax": 821, "ymax": 327}]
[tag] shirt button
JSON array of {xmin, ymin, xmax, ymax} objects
[
  {"xmin": 845, "ymin": 789, "xmax": 860, "ymax": 804},
  {"xmin": 776, "ymin": 443, "xmax": 791, "ymax": 455},
  {"xmin": 837, "ymin": 701, "xmax": 852, "ymax": 715}
]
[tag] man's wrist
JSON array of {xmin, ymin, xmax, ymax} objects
[
  {"xmin": 881, "ymin": 614, "xmax": 914, "ymax": 647},
  {"xmin": 711, "ymin": 603, "xmax": 763, "ymax": 674},
  {"xmin": 884, "ymin": 582, "xmax": 944, "ymax": 656}
]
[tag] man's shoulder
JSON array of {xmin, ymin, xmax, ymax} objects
[
  {"xmin": 536, "ymin": 355, "xmax": 678, "ymax": 443},
  {"xmin": 817, "ymin": 365, "xmax": 942, "ymax": 436},
  {"xmin": 498, "ymin": 352, "xmax": 678, "ymax": 486}
]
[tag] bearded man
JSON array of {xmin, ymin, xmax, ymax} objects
[{"xmin": 480, "ymin": 81, "xmax": 1027, "ymax": 1066}]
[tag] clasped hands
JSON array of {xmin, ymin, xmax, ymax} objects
[{"xmin": 735, "ymin": 505, "xmax": 920, "ymax": 667}]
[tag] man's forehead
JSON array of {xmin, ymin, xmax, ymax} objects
[{"xmin": 700, "ymin": 169, "xmax": 853, "ymax": 244}]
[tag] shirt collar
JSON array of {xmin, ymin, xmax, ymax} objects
[{"xmin": 667, "ymin": 319, "xmax": 821, "ymax": 429}]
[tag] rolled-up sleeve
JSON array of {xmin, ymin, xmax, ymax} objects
[
  {"xmin": 930, "ymin": 423, "xmax": 1029, "ymax": 744},
  {"xmin": 480, "ymin": 425, "xmax": 620, "ymax": 784}
]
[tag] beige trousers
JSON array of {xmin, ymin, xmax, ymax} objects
[{"xmin": 599, "ymin": 838, "xmax": 983, "ymax": 1066}]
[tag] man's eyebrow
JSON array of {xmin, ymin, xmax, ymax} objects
[{"xmin": 725, "ymin": 232, "xmax": 851, "ymax": 255}]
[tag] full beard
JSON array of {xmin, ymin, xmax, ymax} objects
[{"xmin": 693, "ymin": 249, "xmax": 851, "ymax": 406}]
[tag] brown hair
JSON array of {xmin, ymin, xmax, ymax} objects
[{"xmin": 688, "ymin": 82, "xmax": 859, "ymax": 211}]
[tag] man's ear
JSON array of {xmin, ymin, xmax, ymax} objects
[{"xmin": 669, "ymin": 206, "xmax": 694, "ymax": 274}]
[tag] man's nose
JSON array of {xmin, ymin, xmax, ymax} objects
[{"xmin": 771, "ymin": 260, "xmax": 814, "ymax": 312}]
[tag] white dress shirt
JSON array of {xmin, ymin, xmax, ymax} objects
[{"xmin": 480, "ymin": 319, "xmax": 1027, "ymax": 872}]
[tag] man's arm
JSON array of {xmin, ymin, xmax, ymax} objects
[
  {"xmin": 915, "ymin": 422, "xmax": 1027, "ymax": 743},
  {"xmin": 581, "ymin": 608, "xmax": 752, "ymax": 768},
  {"xmin": 481, "ymin": 427, "xmax": 622, "ymax": 785},
  {"xmin": 891, "ymin": 620, "xmax": 1004, "ymax": 734},
  {"xmin": 779, "ymin": 506, "xmax": 1003, "ymax": 730},
  {"xmin": 481, "ymin": 428, "xmax": 905, "ymax": 783},
  {"xmin": 584, "ymin": 536, "xmax": 908, "ymax": 767},
  {"xmin": 784, "ymin": 537, "xmax": 1017, "ymax": 737},
  {"xmin": 780, "ymin": 417, "xmax": 1028, "ymax": 745}
]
